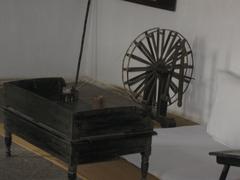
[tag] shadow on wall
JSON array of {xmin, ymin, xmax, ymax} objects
[
  {"xmin": 207, "ymin": 52, "xmax": 218, "ymax": 119},
  {"xmin": 182, "ymin": 37, "xmax": 218, "ymax": 123}
]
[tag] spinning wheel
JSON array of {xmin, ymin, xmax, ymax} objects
[{"xmin": 122, "ymin": 28, "xmax": 194, "ymax": 127}]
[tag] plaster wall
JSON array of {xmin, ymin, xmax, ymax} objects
[
  {"xmin": 1, "ymin": 0, "xmax": 240, "ymax": 123},
  {"xmin": 0, "ymin": 0, "xmax": 96, "ymax": 79},
  {"xmin": 94, "ymin": 0, "xmax": 240, "ymax": 123}
]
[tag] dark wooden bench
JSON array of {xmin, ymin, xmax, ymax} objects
[
  {"xmin": 1, "ymin": 78, "xmax": 156, "ymax": 180},
  {"xmin": 210, "ymin": 150, "xmax": 240, "ymax": 180}
]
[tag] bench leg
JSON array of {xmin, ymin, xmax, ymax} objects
[
  {"xmin": 220, "ymin": 165, "xmax": 230, "ymax": 180},
  {"xmin": 68, "ymin": 165, "xmax": 77, "ymax": 180},
  {"xmin": 4, "ymin": 130, "xmax": 12, "ymax": 157}
]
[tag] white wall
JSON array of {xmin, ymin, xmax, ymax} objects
[
  {"xmin": 1, "ymin": 0, "xmax": 240, "ymax": 123},
  {"xmin": 0, "ymin": 0, "xmax": 96, "ymax": 80},
  {"xmin": 95, "ymin": 0, "xmax": 240, "ymax": 123}
]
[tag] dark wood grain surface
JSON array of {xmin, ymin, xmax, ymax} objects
[{"xmin": 1, "ymin": 78, "xmax": 155, "ymax": 180}]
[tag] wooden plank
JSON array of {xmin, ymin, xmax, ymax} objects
[
  {"xmin": 4, "ymin": 84, "xmax": 72, "ymax": 136},
  {"xmin": 73, "ymin": 108, "xmax": 150, "ymax": 138},
  {"xmin": 76, "ymin": 136, "xmax": 152, "ymax": 164},
  {"xmin": 4, "ymin": 110, "xmax": 70, "ymax": 162}
]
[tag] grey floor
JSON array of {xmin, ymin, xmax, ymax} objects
[{"xmin": 0, "ymin": 135, "xmax": 79, "ymax": 180}]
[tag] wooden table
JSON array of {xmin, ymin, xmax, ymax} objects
[
  {"xmin": 210, "ymin": 150, "xmax": 240, "ymax": 180},
  {"xmin": 0, "ymin": 78, "xmax": 156, "ymax": 180}
]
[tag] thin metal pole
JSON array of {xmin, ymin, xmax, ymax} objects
[{"xmin": 74, "ymin": 0, "xmax": 91, "ymax": 88}]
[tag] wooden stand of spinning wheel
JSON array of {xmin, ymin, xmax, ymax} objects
[{"xmin": 143, "ymin": 72, "xmax": 176, "ymax": 128}]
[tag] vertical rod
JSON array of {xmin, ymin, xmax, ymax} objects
[{"xmin": 74, "ymin": 0, "xmax": 92, "ymax": 88}]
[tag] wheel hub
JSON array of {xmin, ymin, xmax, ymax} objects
[{"xmin": 151, "ymin": 63, "xmax": 170, "ymax": 75}]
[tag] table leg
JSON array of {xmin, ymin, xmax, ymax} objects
[
  {"xmin": 68, "ymin": 165, "xmax": 77, "ymax": 180},
  {"xmin": 141, "ymin": 151, "xmax": 150, "ymax": 180},
  {"xmin": 220, "ymin": 165, "xmax": 230, "ymax": 180},
  {"xmin": 4, "ymin": 130, "xmax": 12, "ymax": 157}
]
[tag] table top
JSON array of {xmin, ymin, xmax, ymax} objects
[
  {"xmin": 58, "ymin": 82, "xmax": 140, "ymax": 113},
  {"xmin": 0, "ymin": 78, "xmax": 143, "ymax": 114}
]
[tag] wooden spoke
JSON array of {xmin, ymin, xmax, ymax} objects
[
  {"xmin": 173, "ymin": 64, "xmax": 193, "ymax": 69},
  {"xmin": 173, "ymin": 50, "xmax": 192, "ymax": 62},
  {"xmin": 163, "ymin": 38, "xmax": 182, "ymax": 63},
  {"xmin": 169, "ymin": 81, "xmax": 178, "ymax": 94},
  {"xmin": 160, "ymin": 29, "xmax": 166, "ymax": 59},
  {"xmin": 134, "ymin": 41, "xmax": 155, "ymax": 64},
  {"xmin": 124, "ymin": 66, "xmax": 151, "ymax": 72},
  {"xmin": 178, "ymin": 50, "xmax": 192, "ymax": 57},
  {"xmin": 168, "ymin": 33, "xmax": 178, "ymax": 51},
  {"xmin": 134, "ymin": 74, "xmax": 154, "ymax": 98},
  {"xmin": 165, "ymin": 51, "xmax": 190, "ymax": 66},
  {"xmin": 133, "ymin": 80, "xmax": 146, "ymax": 95},
  {"xmin": 161, "ymin": 31, "xmax": 173, "ymax": 59},
  {"xmin": 165, "ymin": 52, "xmax": 181, "ymax": 66},
  {"xmin": 149, "ymin": 32, "xmax": 158, "ymax": 61},
  {"xmin": 125, "ymin": 72, "xmax": 149, "ymax": 86},
  {"xmin": 165, "ymin": 43, "xmax": 190, "ymax": 66},
  {"xmin": 145, "ymin": 33, "xmax": 156, "ymax": 61},
  {"xmin": 126, "ymin": 54, "xmax": 152, "ymax": 65},
  {"xmin": 183, "ymin": 76, "xmax": 192, "ymax": 83},
  {"xmin": 164, "ymin": 50, "xmax": 176, "ymax": 65},
  {"xmin": 172, "ymin": 72, "xmax": 192, "ymax": 83},
  {"xmin": 173, "ymin": 40, "xmax": 187, "ymax": 61},
  {"xmin": 156, "ymin": 29, "xmax": 160, "ymax": 61},
  {"xmin": 162, "ymin": 33, "xmax": 178, "ymax": 61}
]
